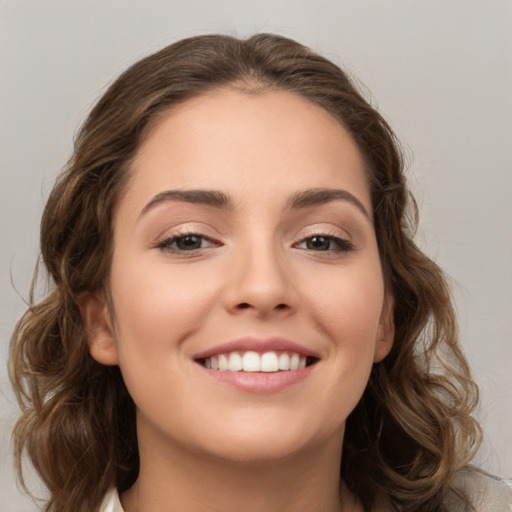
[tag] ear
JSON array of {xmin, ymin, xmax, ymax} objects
[
  {"xmin": 374, "ymin": 293, "xmax": 395, "ymax": 363},
  {"xmin": 78, "ymin": 291, "xmax": 119, "ymax": 366}
]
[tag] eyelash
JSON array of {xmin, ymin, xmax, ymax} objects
[
  {"xmin": 294, "ymin": 234, "xmax": 354, "ymax": 254},
  {"xmin": 156, "ymin": 230, "xmax": 354, "ymax": 256},
  {"xmin": 156, "ymin": 231, "xmax": 220, "ymax": 254}
]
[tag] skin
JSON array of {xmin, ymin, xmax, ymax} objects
[{"xmin": 81, "ymin": 88, "xmax": 394, "ymax": 512}]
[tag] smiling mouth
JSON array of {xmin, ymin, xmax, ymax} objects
[{"xmin": 196, "ymin": 351, "xmax": 318, "ymax": 373}]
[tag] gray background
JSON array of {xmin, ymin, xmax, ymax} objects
[{"xmin": 1, "ymin": 1, "xmax": 511, "ymax": 510}]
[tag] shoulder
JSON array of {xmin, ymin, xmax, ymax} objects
[
  {"xmin": 443, "ymin": 468, "xmax": 512, "ymax": 512},
  {"xmin": 99, "ymin": 487, "xmax": 125, "ymax": 512}
]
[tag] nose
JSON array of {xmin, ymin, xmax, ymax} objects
[{"xmin": 223, "ymin": 242, "xmax": 297, "ymax": 318}]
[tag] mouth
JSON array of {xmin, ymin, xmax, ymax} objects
[
  {"xmin": 193, "ymin": 338, "xmax": 320, "ymax": 392},
  {"xmin": 196, "ymin": 351, "xmax": 319, "ymax": 373}
]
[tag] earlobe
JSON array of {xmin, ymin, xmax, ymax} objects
[
  {"xmin": 78, "ymin": 291, "xmax": 119, "ymax": 366},
  {"xmin": 374, "ymin": 294, "xmax": 395, "ymax": 363}
]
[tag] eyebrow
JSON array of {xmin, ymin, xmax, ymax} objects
[
  {"xmin": 140, "ymin": 189, "xmax": 234, "ymax": 216},
  {"xmin": 139, "ymin": 187, "xmax": 370, "ymax": 220},
  {"xmin": 287, "ymin": 188, "xmax": 371, "ymax": 219}
]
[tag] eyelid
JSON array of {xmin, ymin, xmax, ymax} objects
[
  {"xmin": 295, "ymin": 235, "xmax": 354, "ymax": 251},
  {"xmin": 296, "ymin": 224, "xmax": 352, "ymax": 242},
  {"xmin": 151, "ymin": 221, "xmax": 222, "ymax": 245},
  {"xmin": 293, "ymin": 225, "xmax": 355, "ymax": 253},
  {"xmin": 154, "ymin": 228, "xmax": 223, "ymax": 254}
]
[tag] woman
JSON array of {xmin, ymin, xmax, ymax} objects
[{"xmin": 9, "ymin": 33, "xmax": 512, "ymax": 512}]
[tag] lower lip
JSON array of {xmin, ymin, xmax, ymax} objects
[{"xmin": 197, "ymin": 364, "xmax": 316, "ymax": 393}]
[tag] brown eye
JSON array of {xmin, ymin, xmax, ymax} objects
[
  {"xmin": 306, "ymin": 236, "xmax": 332, "ymax": 251},
  {"xmin": 174, "ymin": 235, "xmax": 204, "ymax": 250},
  {"xmin": 157, "ymin": 233, "xmax": 219, "ymax": 253},
  {"xmin": 297, "ymin": 235, "xmax": 354, "ymax": 253}
]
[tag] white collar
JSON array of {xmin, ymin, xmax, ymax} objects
[{"xmin": 99, "ymin": 488, "xmax": 124, "ymax": 512}]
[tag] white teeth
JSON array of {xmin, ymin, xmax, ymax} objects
[
  {"xmin": 218, "ymin": 354, "xmax": 228, "ymax": 371},
  {"xmin": 242, "ymin": 351, "xmax": 261, "ymax": 372},
  {"xmin": 278, "ymin": 353, "xmax": 290, "ymax": 370},
  {"xmin": 202, "ymin": 351, "xmax": 314, "ymax": 373},
  {"xmin": 227, "ymin": 352, "xmax": 243, "ymax": 371},
  {"xmin": 261, "ymin": 352, "xmax": 279, "ymax": 372}
]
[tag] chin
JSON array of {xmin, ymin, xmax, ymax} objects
[
  {"xmin": 203, "ymin": 437, "xmax": 311, "ymax": 465},
  {"xmin": 193, "ymin": 415, "xmax": 343, "ymax": 465}
]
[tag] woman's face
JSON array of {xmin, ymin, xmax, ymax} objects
[{"xmin": 85, "ymin": 89, "xmax": 394, "ymax": 463}]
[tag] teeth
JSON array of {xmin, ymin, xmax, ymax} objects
[
  {"xmin": 242, "ymin": 351, "xmax": 260, "ymax": 372},
  {"xmin": 261, "ymin": 352, "xmax": 278, "ymax": 372},
  {"xmin": 202, "ymin": 351, "xmax": 311, "ymax": 373},
  {"xmin": 218, "ymin": 354, "xmax": 228, "ymax": 371},
  {"xmin": 227, "ymin": 352, "xmax": 243, "ymax": 371},
  {"xmin": 290, "ymin": 353, "xmax": 300, "ymax": 371},
  {"xmin": 278, "ymin": 353, "xmax": 290, "ymax": 370}
]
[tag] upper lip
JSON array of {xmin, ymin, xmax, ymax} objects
[{"xmin": 193, "ymin": 337, "xmax": 321, "ymax": 360}]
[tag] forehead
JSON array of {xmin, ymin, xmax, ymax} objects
[{"xmin": 122, "ymin": 88, "xmax": 371, "ymax": 214}]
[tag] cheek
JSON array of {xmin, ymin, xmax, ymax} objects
[
  {"xmin": 307, "ymin": 259, "xmax": 385, "ymax": 342},
  {"xmin": 106, "ymin": 258, "xmax": 222, "ymax": 424},
  {"xmin": 108, "ymin": 256, "xmax": 220, "ymax": 362},
  {"xmin": 305, "ymin": 261, "xmax": 385, "ymax": 390}
]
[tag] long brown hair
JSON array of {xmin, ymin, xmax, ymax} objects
[{"xmin": 9, "ymin": 33, "xmax": 481, "ymax": 512}]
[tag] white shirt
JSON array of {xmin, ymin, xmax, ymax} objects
[{"xmin": 99, "ymin": 487, "xmax": 124, "ymax": 512}]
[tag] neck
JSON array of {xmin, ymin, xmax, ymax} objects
[{"xmin": 121, "ymin": 424, "xmax": 363, "ymax": 512}]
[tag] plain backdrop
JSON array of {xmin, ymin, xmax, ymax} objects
[{"xmin": 1, "ymin": 1, "xmax": 511, "ymax": 510}]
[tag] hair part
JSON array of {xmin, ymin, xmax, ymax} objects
[{"xmin": 9, "ymin": 33, "xmax": 481, "ymax": 512}]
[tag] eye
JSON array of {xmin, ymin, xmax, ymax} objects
[
  {"xmin": 156, "ymin": 232, "xmax": 219, "ymax": 253},
  {"xmin": 296, "ymin": 235, "xmax": 354, "ymax": 253}
]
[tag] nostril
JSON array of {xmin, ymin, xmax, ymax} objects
[{"xmin": 235, "ymin": 302, "xmax": 289, "ymax": 311}]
